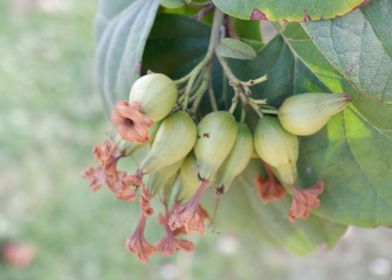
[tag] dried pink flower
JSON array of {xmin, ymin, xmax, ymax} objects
[
  {"xmin": 125, "ymin": 213, "xmax": 156, "ymax": 263},
  {"xmin": 288, "ymin": 181, "xmax": 324, "ymax": 222},
  {"xmin": 168, "ymin": 181, "xmax": 209, "ymax": 234},
  {"xmin": 112, "ymin": 100, "xmax": 154, "ymax": 143},
  {"xmin": 255, "ymin": 163, "xmax": 287, "ymax": 204}
]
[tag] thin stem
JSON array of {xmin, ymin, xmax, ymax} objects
[
  {"xmin": 240, "ymin": 106, "xmax": 246, "ymax": 122},
  {"xmin": 260, "ymin": 109, "xmax": 278, "ymax": 115},
  {"xmin": 181, "ymin": 8, "xmax": 224, "ymax": 110},
  {"xmin": 191, "ymin": 72, "xmax": 209, "ymax": 113},
  {"xmin": 206, "ymin": 65, "xmax": 218, "ymax": 111},
  {"xmin": 248, "ymin": 100, "xmax": 264, "ymax": 118},
  {"xmin": 241, "ymin": 75, "xmax": 268, "ymax": 87},
  {"xmin": 222, "ymin": 75, "xmax": 228, "ymax": 109},
  {"xmin": 228, "ymin": 88, "xmax": 240, "ymax": 114},
  {"xmin": 251, "ymin": 98, "xmax": 268, "ymax": 104}
]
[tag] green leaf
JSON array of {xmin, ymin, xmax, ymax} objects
[
  {"xmin": 142, "ymin": 14, "xmax": 210, "ymax": 77},
  {"xmin": 94, "ymin": 0, "xmax": 160, "ymax": 111},
  {"xmin": 159, "ymin": 0, "xmax": 185, "ymax": 9},
  {"xmin": 303, "ymin": 0, "xmax": 392, "ymax": 103},
  {"xmin": 212, "ymin": 0, "xmax": 368, "ymax": 22},
  {"xmin": 203, "ymin": 161, "xmax": 347, "ymax": 256},
  {"xmin": 216, "ymin": 38, "xmax": 257, "ymax": 60},
  {"xmin": 272, "ymin": 0, "xmax": 392, "ymax": 227}
]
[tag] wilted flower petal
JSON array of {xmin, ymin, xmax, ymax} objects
[
  {"xmin": 125, "ymin": 213, "xmax": 156, "ymax": 263},
  {"xmin": 288, "ymin": 181, "xmax": 324, "ymax": 222},
  {"xmin": 255, "ymin": 163, "xmax": 287, "ymax": 204},
  {"xmin": 112, "ymin": 100, "xmax": 154, "ymax": 143}
]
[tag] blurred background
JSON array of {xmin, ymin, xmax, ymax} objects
[{"xmin": 1, "ymin": 0, "xmax": 392, "ymax": 279}]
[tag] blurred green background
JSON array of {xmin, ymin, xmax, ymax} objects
[{"xmin": 1, "ymin": 0, "xmax": 392, "ymax": 279}]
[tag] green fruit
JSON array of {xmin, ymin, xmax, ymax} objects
[
  {"xmin": 278, "ymin": 93, "xmax": 351, "ymax": 136},
  {"xmin": 254, "ymin": 116, "xmax": 299, "ymax": 185},
  {"xmin": 129, "ymin": 73, "xmax": 177, "ymax": 121},
  {"xmin": 139, "ymin": 111, "xmax": 197, "ymax": 174},
  {"xmin": 194, "ymin": 111, "xmax": 238, "ymax": 181},
  {"xmin": 177, "ymin": 153, "xmax": 216, "ymax": 202},
  {"xmin": 177, "ymin": 153, "xmax": 200, "ymax": 202},
  {"xmin": 147, "ymin": 159, "xmax": 183, "ymax": 196},
  {"xmin": 214, "ymin": 123, "xmax": 253, "ymax": 193},
  {"xmin": 272, "ymin": 164, "xmax": 298, "ymax": 186}
]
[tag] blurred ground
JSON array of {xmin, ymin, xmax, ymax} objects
[{"xmin": 0, "ymin": 1, "xmax": 392, "ymax": 279}]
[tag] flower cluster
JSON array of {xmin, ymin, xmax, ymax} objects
[{"xmin": 82, "ymin": 73, "xmax": 351, "ymax": 262}]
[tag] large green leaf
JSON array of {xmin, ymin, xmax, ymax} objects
[
  {"xmin": 274, "ymin": 0, "xmax": 392, "ymax": 227},
  {"xmin": 212, "ymin": 0, "xmax": 368, "ymax": 22},
  {"xmin": 143, "ymin": 14, "xmax": 347, "ymax": 254},
  {"xmin": 94, "ymin": 0, "xmax": 159, "ymax": 112},
  {"xmin": 304, "ymin": 0, "xmax": 392, "ymax": 103}
]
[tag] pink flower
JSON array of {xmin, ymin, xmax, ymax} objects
[
  {"xmin": 255, "ymin": 163, "xmax": 287, "ymax": 204},
  {"xmin": 106, "ymin": 172, "xmax": 138, "ymax": 202},
  {"xmin": 81, "ymin": 167, "xmax": 106, "ymax": 191},
  {"xmin": 92, "ymin": 140, "xmax": 122, "ymax": 176},
  {"xmin": 155, "ymin": 209, "xmax": 195, "ymax": 256},
  {"xmin": 125, "ymin": 213, "xmax": 156, "ymax": 263},
  {"xmin": 168, "ymin": 181, "xmax": 209, "ymax": 234},
  {"xmin": 112, "ymin": 100, "xmax": 154, "ymax": 143},
  {"xmin": 288, "ymin": 181, "xmax": 324, "ymax": 222}
]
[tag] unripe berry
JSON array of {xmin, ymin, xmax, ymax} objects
[
  {"xmin": 194, "ymin": 111, "xmax": 238, "ymax": 181},
  {"xmin": 254, "ymin": 116, "xmax": 299, "ymax": 185},
  {"xmin": 139, "ymin": 111, "xmax": 197, "ymax": 174},
  {"xmin": 278, "ymin": 93, "xmax": 351, "ymax": 136},
  {"xmin": 147, "ymin": 159, "xmax": 183, "ymax": 196},
  {"xmin": 177, "ymin": 153, "xmax": 217, "ymax": 202},
  {"xmin": 129, "ymin": 73, "xmax": 177, "ymax": 121},
  {"xmin": 177, "ymin": 153, "xmax": 200, "ymax": 202},
  {"xmin": 214, "ymin": 123, "xmax": 253, "ymax": 193}
]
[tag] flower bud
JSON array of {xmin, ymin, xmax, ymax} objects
[
  {"xmin": 194, "ymin": 111, "xmax": 238, "ymax": 181},
  {"xmin": 254, "ymin": 116, "xmax": 299, "ymax": 185},
  {"xmin": 129, "ymin": 73, "xmax": 178, "ymax": 121},
  {"xmin": 278, "ymin": 93, "xmax": 351, "ymax": 136},
  {"xmin": 177, "ymin": 153, "xmax": 200, "ymax": 202},
  {"xmin": 139, "ymin": 111, "xmax": 197, "ymax": 174},
  {"xmin": 147, "ymin": 159, "xmax": 183, "ymax": 196},
  {"xmin": 214, "ymin": 123, "xmax": 253, "ymax": 194}
]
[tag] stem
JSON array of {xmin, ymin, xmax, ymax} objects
[
  {"xmin": 207, "ymin": 65, "xmax": 218, "ymax": 111},
  {"xmin": 240, "ymin": 106, "xmax": 246, "ymax": 122},
  {"xmin": 217, "ymin": 53, "xmax": 269, "ymax": 118},
  {"xmin": 181, "ymin": 8, "xmax": 224, "ymax": 110},
  {"xmin": 191, "ymin": 72, "xmax": 209, "ymax": 113},
  {"xmin": 260, "ymin": 109, "xmax": 278, "ymax": 115}
]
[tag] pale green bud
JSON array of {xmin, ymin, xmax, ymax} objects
[
  {"xmin": 278, "ymin": 93, "xmax": 351, "ymax": 136},
  {"xmin": 254, "ymin": 116, "xmax": 299, "ymax": 185},
  {"xmin": 139, "ymin": 111, "xmax": 197, "ymax": 174},
  {"xmin": 194, "ymin": 111, "xmax": 238, "ymax": 181},
  {"xmin": 129, "ymin": 73, "xmax": 177, "ymax": 121},
  {"xmin": 177, "ymin": 153, "xmax": 200, "ymax": 202},
  {"xmin": 147, "ymin": 159, "xmax": 183, "ymax": 196},
  {"xmin": 214, "ymin": 123, "xmax": 253, "ymax": 193},
  {"xmin": 177, "ymin": 153, "xmax": 216, "ymax": 202}
]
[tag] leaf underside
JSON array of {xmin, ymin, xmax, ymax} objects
[{"xmin": 94, "ymin": 0, "xmax": 159, "ymax": 112}]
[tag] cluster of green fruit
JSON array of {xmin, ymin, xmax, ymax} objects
[
  {"xmin": 83, "ymin": 72, "xmax": 351, "ymax": 262},
  {"xmin": 120, "ymin": 73, "xmax": 351, "ymax": 192}
]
